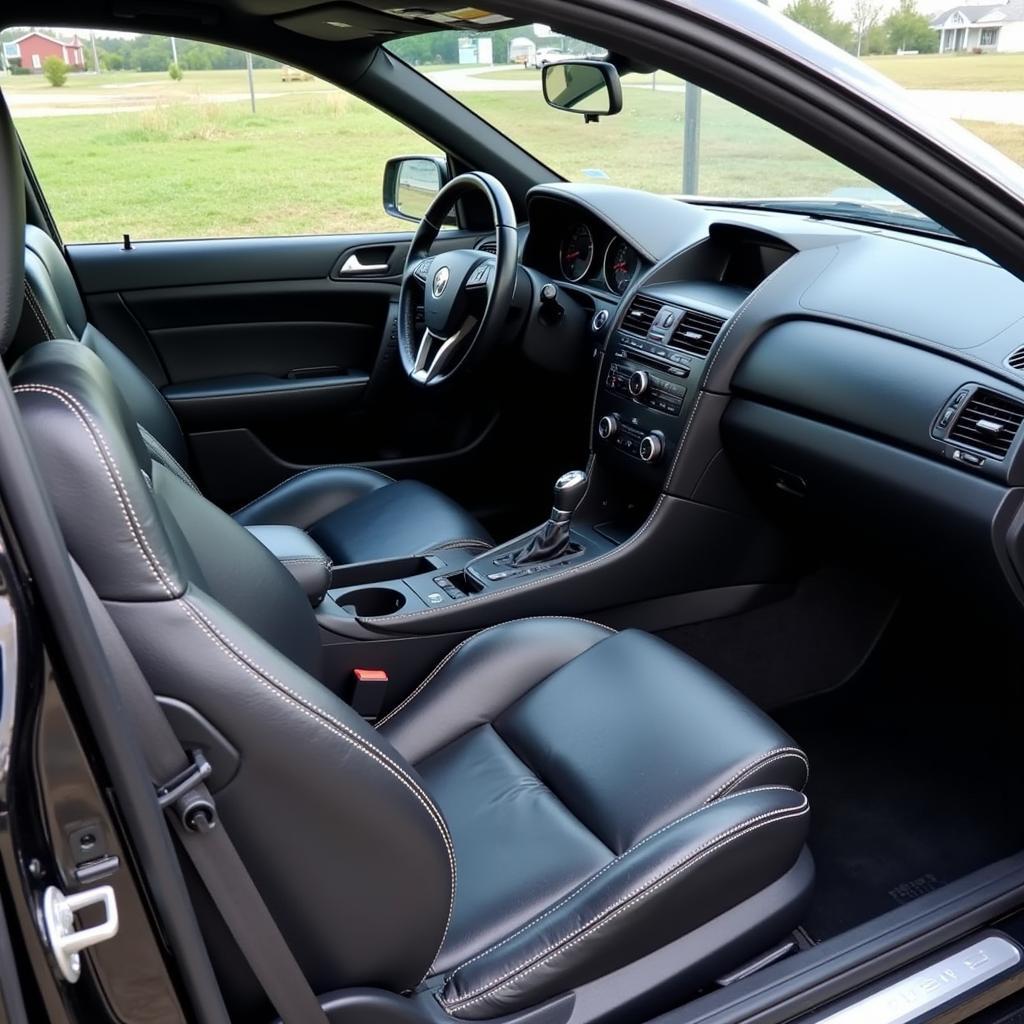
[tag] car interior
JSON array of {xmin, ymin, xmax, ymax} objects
[{"xmin": 2, "ymin": 2, "xmax": 1024, "ymax": 1024}]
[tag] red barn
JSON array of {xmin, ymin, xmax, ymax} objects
[{"xmin": 10, "ymin": 32, "xmax": 86, "ymax": 73}]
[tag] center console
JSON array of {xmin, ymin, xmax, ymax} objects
[{"xmin": 596, "ymin": 296, "xmax": 725, "ymax": 482}]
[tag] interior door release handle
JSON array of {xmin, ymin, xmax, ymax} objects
[{"xmin": 340, "ymin": 253, "xmax": 390, "ymax": 275}]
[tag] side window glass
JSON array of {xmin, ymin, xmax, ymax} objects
[{"xmin": 3, "ymin": 28, "xmax": 444, "ymax": 241}]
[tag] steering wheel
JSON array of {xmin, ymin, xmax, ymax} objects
[{"xmin": 398, "ymin": 172, "xmax": 518, "ymax": 386}]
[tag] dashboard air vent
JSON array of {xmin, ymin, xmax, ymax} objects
[
  {"xmin": 477, "ymin": 238, "xmax": 497, "ymax": 254},
  {"xmin": 669, "ymin": 308, "xmax": 728, "ymax": 357},
  {"xmin": 1006, "ymin": 345, "xmax": 1024, "ymax": 372},
  {"xmin": 949, "ymin": 388, "xmax": 1024, "ymax": 458},
  {"xmin": 622, "ymin": 295, "xmax": 662, "ymax": 337}
]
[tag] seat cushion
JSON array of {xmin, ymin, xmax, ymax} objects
[
  {"xmin": 235, "ymin": 469, "xmax": 492, "ymax": 565},
  {"xmin": 379, "ymin": 618, "xmax": 810, "ymax": 1018}
]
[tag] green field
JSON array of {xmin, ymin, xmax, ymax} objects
[
  {"xmin": 864, "ymin": 52, "xmax": 1024, "ymax": 90},
  {"xmin": 6, "ymin": 56, "xmax": 1024, "ymax": 242}
]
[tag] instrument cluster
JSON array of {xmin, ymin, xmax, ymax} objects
[{"xmin": 558, "ymin": 221, "xmax": 641, "ymax": 296}]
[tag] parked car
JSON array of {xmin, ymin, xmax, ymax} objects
[{"xmin": 1, "ymin": 1, "xmax": 1024, "ymax": 1023}]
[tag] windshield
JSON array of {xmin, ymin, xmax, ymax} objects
[{"xmin": 389, "ymin": 30, "xmax": 959, "ymax": 237}]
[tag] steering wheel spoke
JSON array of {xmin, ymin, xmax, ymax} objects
[{"xmin": 412, "ymin": 317, "xmax": 479, "ymax": 385}]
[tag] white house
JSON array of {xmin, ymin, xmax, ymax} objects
[{"xmin": 930, "ymin": 2, "xmax": 1024, "ymax": 52}]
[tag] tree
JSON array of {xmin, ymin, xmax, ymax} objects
[
  {"xmin": 42, "ymin": 55, "xmax": 69, "ymax": 87},
  {"xmin": 168, "ymin": 60, "xmax": 183, "ymax": 80},
  {"xmin": 851, "ymin": 0, "xmax": 883, "ymax": 55},
  {"xmin": 100, "ymin": 52, "xmax": 123, "ymax": 71},
  {"xmin": 783, "ymin": 0, "xmax": 856, "ymax": 51},
  {"xmin": 884, "ymin": 0, "xmax": 939, "ymax": 53}
]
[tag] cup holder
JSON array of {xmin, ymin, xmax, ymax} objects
[{"xmin": 335, "ymin": 586, "xmax": 407, "ymax": 618}]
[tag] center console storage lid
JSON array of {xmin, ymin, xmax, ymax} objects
[{"xmin": 246, "ymin": 525, "xmax": 332, "ymax": 606}]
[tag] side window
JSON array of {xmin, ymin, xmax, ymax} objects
[{"xmin": 4, "ymin": 28, "xmax": 444, "ymax": 242}]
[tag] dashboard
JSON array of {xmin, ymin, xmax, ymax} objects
[{"xmin": 520, "ymin": 181, "xmax": 1024, "ymax": 613}]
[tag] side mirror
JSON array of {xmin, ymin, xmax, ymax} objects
[
  {"xmin": 383, "ymin": 156, "xmax": 454, "ymax": 224},
  {"xmin": 542, "ymin": 61, "xmax": 623, "ymax": 123}
]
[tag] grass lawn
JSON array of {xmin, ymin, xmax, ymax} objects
[
  {"xmin": 8, "ymin": 67, "xmax": 1024, "ymax": 242},
  {"xmin": 864, "ymin": 52, "xmax": 1024, "ymax": 90},
  {"xmin": 1, "ymin": 67, "xmax": 330, "ymax": 98}
]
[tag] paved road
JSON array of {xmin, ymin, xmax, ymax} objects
[{"xmin": 7, "ymin": 64, "xmax": 1024, "ymax": 125}]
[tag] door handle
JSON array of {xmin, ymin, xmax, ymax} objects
[{"xmin": 339, "ymin": 252, "xmax": 391, "ymax": 275}]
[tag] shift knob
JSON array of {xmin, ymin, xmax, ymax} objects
[{"xmin": 552, "ymin": 469, "xmax": 588, "ymax": 516}]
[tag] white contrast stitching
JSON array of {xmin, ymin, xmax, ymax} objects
[
  {"xmin": 707, "ymin": 748, "xmax": 810, "ymax": 802},
  {"xmin": 178, "ymin": 597, "xmax": 456, "ymax": 975},
  {"xmin": 13, "ymin": 384, "xmax": 177, "ymax": 597},
  {"xmin": 232, "ymin": 464, "xmax": 395, "ymax": 517},
  {"xmin": 375, "ymin": 616, "xmax": 615, "ymax": 729},
  {"xmin": 442, "ymin": 785, "xmax": 797, "ymax": 989},
  {"xmin": 23, "ymin": 283, "xmax": 55, "ymax": 340},
  {"xmin": 442, "ymin": 798, "xmax": 809, "ymax": 1011}
]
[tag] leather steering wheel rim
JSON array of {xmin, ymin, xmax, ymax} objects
[{"xmin": 397, "ymin": 172, "xmax": 518, "ymax": 387}]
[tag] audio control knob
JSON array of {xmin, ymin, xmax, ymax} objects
[
  {"xmin": 597, "ymin": 414, "xmax": 619, "ymax": 440},
  {"xmin": 639, "ymin": 431, "xmax": 665, "ymax": 464},
  {"xmin": 628, "ymin": 370, "xmax": 649, "ymax": 398}
]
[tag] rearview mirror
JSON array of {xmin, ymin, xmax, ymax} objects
[
  {"xmin": 542, "ymin": 61, "xmax": 623, "ymax": 122},
  {"xmin": 383, "ymin": 156, "xmax": 454, "ymax": 224}
]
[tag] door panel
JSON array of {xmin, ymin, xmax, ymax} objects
[{"xmin": 66, "ymin": 230, "xmax": 502, "ymax": 511}]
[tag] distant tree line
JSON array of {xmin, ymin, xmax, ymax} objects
[
  {"xmin": 783, "ymin": 0, "xmax": 938, "ymax": 56},
  {"xmin": 94, "ymin": 35, "xmax": 279, "ymax": 72}
]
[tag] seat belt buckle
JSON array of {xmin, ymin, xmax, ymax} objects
[
  {"xmin": 156, "ymin": 749, "xmax": 217, "ymax": 833},
  {"xmin": 351, "ymin": 668, "xmax": 389, "ymax": 721}
]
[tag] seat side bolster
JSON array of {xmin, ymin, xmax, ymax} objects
[{"xmin": 439, "ymin": 787, "xmax": 809, "ymax": 1021}]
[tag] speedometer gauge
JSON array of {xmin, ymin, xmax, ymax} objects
[
  {"xmin": 560, "ymin": 223, "xmax": 595, "ymax": 282},
  {"xmin": 604, "ymin": 237, "xmax": 639, "ymax": 295}
]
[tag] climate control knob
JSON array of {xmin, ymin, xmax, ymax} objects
[
  {"xmin": 628, "ymin": 370, "xmax": 650, "ymax": 398},
  {"xmin": 597, "ymin": 414, "xmax": 619, "ymax": 440},
  {"xmin": 639, "ymin": 431, "xmax": 665, "ymax": 465}
]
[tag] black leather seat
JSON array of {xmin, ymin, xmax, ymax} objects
[
  {"xmin": 15, "ymin": 224, "xmax": 493, "ymax": 565},
  {"xmin": 12, "ymin": 337, "xmax": 812, "ymax": 1022}
]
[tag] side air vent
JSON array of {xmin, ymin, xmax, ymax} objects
[
  {"xmin": 1006, "ymin": 345, "xmax": 1024, "ymax": 372},
  {"xmin": 622, "ymin": 295, "xmax": 663, "ymax": 337},
  {"xmin": 669, "ymin": 308, "xmax": 728, "ymax": 358},
  {"xmin": 949, "ymin": 388, "xmax": 1024, "ymax": 458},
  {"xmin": 477, "ymin": 238, "xmax": 497, "ymax": 254}
]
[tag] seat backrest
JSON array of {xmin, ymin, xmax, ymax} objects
[
  {"xmin": 18, "ymin": 226, "xmax": 191, "ymax": 472},
  {"xmin": 11, "ymin": 339, "xmax": 455, "ymax": 1016}
]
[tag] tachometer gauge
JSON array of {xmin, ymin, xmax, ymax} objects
[
  {"xmin": 604, "ymin": 237, "xmax": 639, "ymax": 295},
  {"xmin": 560, "ymin": 223, "xmax": 595, "ymax": 282}
]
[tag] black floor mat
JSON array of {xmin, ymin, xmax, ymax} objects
[{"xmin": 775, "ymin": 607, "xmax": 1024, "ymax": 942}]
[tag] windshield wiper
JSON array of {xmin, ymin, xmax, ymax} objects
[{"xmin": 697, "ymin": 197, "xmax": 960, "ymax": 241}]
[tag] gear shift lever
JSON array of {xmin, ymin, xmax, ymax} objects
[{"xmin": 510, "ymin": 469, "xmax": 588, "ymax": 567}]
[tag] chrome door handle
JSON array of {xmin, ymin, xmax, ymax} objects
[{"xmin": 340, "ymin": 253, "xmax": 390, "ymax": 275}]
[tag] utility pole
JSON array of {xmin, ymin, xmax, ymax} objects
[
  {"xmin": 245, "ymin": 50, "xmax": 256, "ymax": 113},
  {"xmin": 682, "ymin": 81, "xmax": 702, "ymax": 196},
  {"xmin": 90, "ymin": 30, "xmax": 100, "ymax": 74},
  {"xmin": 170, "ymin": 36, "xmax": 178, "ymax": 66}
]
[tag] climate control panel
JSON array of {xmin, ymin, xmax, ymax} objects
[{"xmin": 597, "ymin": 331, "xmax": 698, "ymax": 475}]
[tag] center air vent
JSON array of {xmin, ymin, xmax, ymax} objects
[
  {"xmin": 669, "ymin": 308, "xmax": 728, "ymax": 358},
  {"xmin": 622, "ymin": 295, "xmax": 663, "ymax": 337},
  {"xmin": 1006, "ymin": 345, "xmax": 1024, "ymax": 372},
  {"xmin": 949, "ymin": 388, "xmax": 1024, "ymax": 459}
]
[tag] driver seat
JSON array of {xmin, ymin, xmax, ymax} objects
[{"xmin": 15, "ymin": 224, "xmax": 493, "ymax": 564}]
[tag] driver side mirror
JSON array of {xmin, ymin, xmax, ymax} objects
[
  {"xmin": 542, "ymin": 61, "xmax": 623, "ymax": 123},
  {"xmin": 383, "ymin": 156, "xmax": 456, "ymax": 225}
]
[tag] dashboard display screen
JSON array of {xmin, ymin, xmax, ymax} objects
[{"xmin": 723, "ymin": 243, "xmax": 793, "ymax": 288}]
